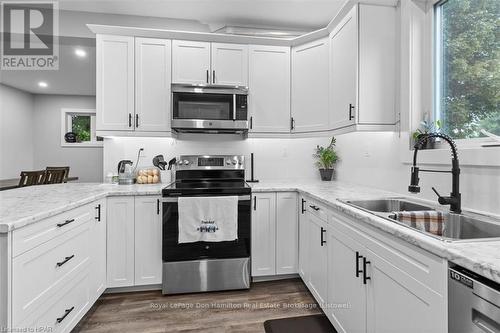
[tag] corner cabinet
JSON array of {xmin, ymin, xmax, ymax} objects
[
  {"xmin": 96, "ymin": 35, "xmax": 172, "ymax": 135},
  {"xmin": 329, "ymin": 4, "xmax": 397, "ymax": 131},
  {"xmin": 291, "ymin": 37, "xmax": 330, "ymax": 133},
  {"xmin": 248, "ymin": 45, "xmax": 291, "ymax": 133},
  {"xmin": 251, "ymin": 192, "xmax": 298, "ymax": 277},
  {"xmin": 172, "ymin": 40, "xmax": 248, "ymax": 86}
]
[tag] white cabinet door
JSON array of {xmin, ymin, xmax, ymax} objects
[
  {"xmin": 211, "ymin": 43, "xmax": 248, "ymax": 86},
  {"xmin": 248, "ymin": 45, "xmax": 291, "ymax": 133},
  {"xmin": 276, "ymin": 192, "xmax": 298, "ymax": 275},
  {"xmin": 90, "ymin": 199, "xmax": 106, "ymax": 302},
  {"xmin": 298, "ymin": 196, "xmax": 309, "ymax": 280},
  {"xmin": 172, "ymin": 40, "xmax": 211, "ymax": 84},
  {"xmin": 366, "ymin": 248, "xmax": 445, "ymax": 333},
  {"xmin": 135, "ymin": 38, "xmax": 171, "ymax": 132},
  {"xmin": 327, "ymin": 223, "xmax": 366, "ymax": 333},
  {"xmin": 307, "ymin": 213, "xmax": 328, "ymax": 306},
  {"xmin": 329, "ymin": 6, "xmax": 358, "ymax": 129},
  {"xmin": 291, "ymin": 37, "xmax": 330, "ymax": 133},
  {"xmin": 251, "ymin": 193, "xmax": 276, "ymax": 276},
  {"xmin": 96, "ymin": 35, "xmax": 135, "ymax": 131},
  {"xmin": 134, "ymin": 196, "xmax": 162, "ymax": 285},
  {"xmin": 106, "ymin": 196, "xmax": 135, "ymax": 288}
]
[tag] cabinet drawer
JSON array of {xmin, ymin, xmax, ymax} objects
[
  {"xmin": 23, "ymin": 271, "xmax": 90, "ymax": 333},
  {"xmin": 12, "ymin": 221, "xmax": 91, "ymax": 325},
  {"xmin": 306, "ymin": 198, "xmax": 328, "ymax": 221},
  {"xmin": 13, "ymin": 203, "xmax": 96, "ymax": 257}
]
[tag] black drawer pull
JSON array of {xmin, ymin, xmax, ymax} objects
[
  {"xmin": 309, "ymin": 205, "xmax": 320, "ymax": 211},
  {"xmin": 320, "ymin": 227, "xmax": 326, "ymax": 246},
  {"xmin": 57, "ymin": 219, "xmax": 75, "ymax": 227},
  {"xmin": 301, "ymin": 199, "xmax": 306, "ymax": 214},
  {"xmin": 355, "ymin": 251, "xmax": 363, "ymax": 278},
  {"xmin": 253, "ymin": 196, "xmax": 257, "ymax": 211},
  {"xmin": 363, "ymin": 257, "xmax": 371, "ymax": 284},
  {"xmin": 56, "ymin": 306, "xmax": 75, "ymax": 323},
  {"xmin": 95, "ymin": 204, "xmax": 101, "ymax": 221},
  {"xmin": 157, "ymin": 199, "xmax": 160, "ymax": 215},
  {"xmin": 56, "ymin": 255, "xmax": 75, "ymax": 267}
]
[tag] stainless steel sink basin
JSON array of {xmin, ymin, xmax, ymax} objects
[
  {"xmin": 343, "ymin": 199, "xmax": 434, "ymax": 213},
  {"xmin": 339, "ymin": 198, "xmax": 500, "ymax": 242}
]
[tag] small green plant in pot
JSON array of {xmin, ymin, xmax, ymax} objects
[
  {"xmin": 412, "ymin": 119, "xmax": 442, "ymax": 149},
  {"xmin": 314, "ymin": 137, "xmax": 339, "ymax": 181}
]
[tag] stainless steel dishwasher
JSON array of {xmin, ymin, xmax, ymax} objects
[{"xmin": 449, "ymin": 265, "xmax": 500, "ymax": 333}]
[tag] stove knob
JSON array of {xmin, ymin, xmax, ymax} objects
[
  {"xmin": 178, "ymin": 160, "xmax": 183, "ymax": 165},
  {"xmin": 226, "ymin": 159, "xmax": 231, "ymax": 165},
  {"xmin": 232, "ymin": 160, "xmax": 237, "ymax": 165},
  {"xmin": 183, "ymin": 160, "xmax": 190, "ymax": 165}
]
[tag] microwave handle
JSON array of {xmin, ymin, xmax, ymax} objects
[{"xmin": 233, "ymin": 94, "xmax": 236, "ymax": 120}]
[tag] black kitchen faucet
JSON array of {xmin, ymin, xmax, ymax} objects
[{"xmin": 408, "ymin": 132, "xmax": 462, "ymax": 214}]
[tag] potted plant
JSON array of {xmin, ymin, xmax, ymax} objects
[
  {"xmin": 314, "ymin": 137, "xmax": 339, "ymax": 181},
  {"xmin": 412, "ymin": 119, "xmax": 442, "ymax": 149}
]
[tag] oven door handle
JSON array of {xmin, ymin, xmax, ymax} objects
[
  {"xmin": 233, "ymin": 94, "xmax": 237, "ymax": 121},
  {"xmin": 160, "ymin": 195, "xmax": 251, "ymax": 203}
]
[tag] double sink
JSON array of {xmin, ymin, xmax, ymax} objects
[{"xmin": 339, "ymin": 198, "xmax": 500, "ymax": 242}]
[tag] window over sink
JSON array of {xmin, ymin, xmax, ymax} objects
[
  {"xmin": 434, "ymin": 0, "xmax": 499, "ymax": 140},
  {"xmin": 60, "ymin": 108, "xmax": 103, "ymax": 147}
]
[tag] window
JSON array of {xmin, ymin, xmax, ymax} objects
[
  {"xmin": 435, "ymin": 0, "xmax": 499, "ymax": 140},
  {"xmin": 61, "ymin": 109, "xmax": 102, "ymax": 147}
]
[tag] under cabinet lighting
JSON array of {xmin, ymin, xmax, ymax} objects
[
  {"xmin": 75, "ymin": 48, "xmax": 87, "ymax": 58},
  {"xmin": 38, "ymin": 81, "xmax": 48, "ymax": 88}
]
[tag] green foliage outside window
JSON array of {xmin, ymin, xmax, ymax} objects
[
  {"xmin": 438, "ymin": 0, "xmax": 499, "ymax": 139},
  {"xmin": 71, "ymin": 115, "xmax": 91, "ymax": 142}
]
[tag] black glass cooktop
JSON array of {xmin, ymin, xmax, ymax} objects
[{"xmin": 162, "ymin": 180, "xmax": 251, "ymax": 196}]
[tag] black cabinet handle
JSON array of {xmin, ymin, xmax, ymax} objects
[
  {"xmin": 95, "ymin": 204, "xmax": 101, "ymax": 221},
  {"xmin": 57, "ymin": 219, "xmax": 74, "ymax": 228},
  {"xmin": 301, "ymin": 199, "xmax": 306, "ymax": 214},
  {"xmin": 349, "ymin": 103, "xmax": 355, "ymax": 121},
  {"xmin": 213, "ymin": 70, "xmax": 216, "ymax": 84},
  {"xmin": 253, "ymin": 196, "xmax": 257, "ymax": 210},
  {"xmin": 56, "ymin": 255, "xmax": 75, "ymax": 267},
  {"xmin": 206, "ymin": 70, "xmax": 209, "ymax": 84},
  {"xmin": 135, "ymin": 114, "xmax": 139, "ymax": 128},
  {"xmin": 128, "ymin": 113, "xmax": 132, "ymax": 127},
  {"xmin": 320, "ymin": 227, "xmax": 326, "ymax": 246},
  {"xmin": 56, "ymin": 306, "xmax": 75, "ymax": 323},
  {"xmin": 250, "ymin": 116, "xmax": 253, "ymax": 129},
  {"xmin": 355, "ymin": 251, "xmax": 363, "ymax": 278},
  {"xmin": 363, "ymin": 257, "xmax": 371, "ymax": 284},
  {"xmin": 290, "ymin": 117, "xmax": 295, "ymax": 130},
  {"xmin": 157, "ymin": 199, "xmax": 160, "ymax": 215},
  {"xmin": 309, "ymin": 205, "xmax": 320, "ymax": 211}
]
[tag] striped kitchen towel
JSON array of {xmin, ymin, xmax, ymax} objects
[{"xmin": 393, "ymin": 210, "xmax": 445, "ymax": 236}]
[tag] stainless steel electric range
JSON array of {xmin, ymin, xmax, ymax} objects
[{"xmin": 161, "ymin": 155, "xmax": 251, "ymax": 294}]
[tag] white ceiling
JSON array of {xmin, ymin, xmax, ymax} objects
[
  {"xmin": 59, "ymin": 0, "xmax": 346, "ymax": 31},
  {"xmin": 1, "ymin": 37, "xmax": 96, "ymax": 95}
]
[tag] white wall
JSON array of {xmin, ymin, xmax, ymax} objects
[
  {"xmin": 0, "ymin": 84, "xmax": 34, "ymax": 179},
  {"xmin": 32, "ymin": 95, "xmax": 103, "ymax": 182}
]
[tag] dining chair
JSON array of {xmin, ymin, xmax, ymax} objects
[
  {"xmin": 44, "ymin": 169, "xmax": 67, "ymax": 184},
  {"xmin": 45, "ymin": 166, "xmax": 70, "ymax": 182},
  {"xmin": 18, "ymin": 171, "xmax": 46, "ymax": 187}
]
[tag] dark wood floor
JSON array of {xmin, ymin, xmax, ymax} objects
[{"xmin": 73, "ymin": 278, "xmax": 322, "ymax": 333}]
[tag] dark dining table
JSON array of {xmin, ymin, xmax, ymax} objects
[{"xmin": 0, "ymin": 177, "xmax": 79, "ymax": 191}]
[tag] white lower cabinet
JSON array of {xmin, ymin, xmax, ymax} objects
[
  {"xmin": 298, "ymin": 196, "xmax": 309, "ymax": 280},
  {"xmin": 134, "ymin": 196, "xmax": 162, "ymax": 285},
  {"xmin": 89, "ymin": 199, "xmax": 107, "ymax": 303},
  {"xmin": 251, "ymin": 192, "xmax": 298, "ymax": 277},
  {"xmin": 306, "ymin": 210, "xmax": 328, "ymax": 306},
  {"xmin": 326, "ymin": 212, "xmax": 447, "ymax": 333},
  {"xmin": 106, "ymin": 196, "xmax": 135, "ymax": 288},
  {"xmin": 107, "ymin": 196, "xmax": 162, "ymax": 288}
]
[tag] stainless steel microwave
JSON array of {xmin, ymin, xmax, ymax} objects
[{"xmin": 171, "ymin": 84, "xmax": 248, "ymax": 133}]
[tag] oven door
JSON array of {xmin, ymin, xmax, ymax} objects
[{"xmin": 161, "ymin": 195, "xmax": 251, "ymax": 262}]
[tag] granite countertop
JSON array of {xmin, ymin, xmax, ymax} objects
[{"xmin": 1, "ymin": 180, "xmax": 499, "ymax": 283}]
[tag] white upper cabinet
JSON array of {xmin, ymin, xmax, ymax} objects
[
  {"xmin": 135, "ymin": 38, "xmax": 172, "ymax": 132},
  {"xmin": 291, "ymin": 37, "xmax": 330, "ymax": 133},
  {"xmin": 329, "ymin": 4, "xmax": 397, "ymax": 130},
  {"xmin": 211, "ymin": 43, "xmax": 248, "ymax": 86},
  {"xmin": 172, "ymin": 40, "xmax": 211, "ymax": 84},
  {"xmin": 329, "ymin": 7, "xmax": 358, "ymax": 129},
  {"xmin": 248, "ymin": 45, "xmax": 291, "ymax": 133},
  {"xmin": 96, "ymin": 35, "xmax": 135, "ymax": 131},
  {"xmin": 134, "ymin": 196, "xmax": 162, "ymax": 286}
]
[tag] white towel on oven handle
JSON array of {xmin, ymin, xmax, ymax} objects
[{"xmin": 178, "ymin": 196, "xmax": 238, "ymax": 243}]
